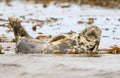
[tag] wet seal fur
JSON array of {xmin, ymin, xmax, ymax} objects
[{"xmin": 9, "ymin": 17, "xmax": 101, "ymax": 54}]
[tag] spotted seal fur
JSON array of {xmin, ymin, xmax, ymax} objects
[{"xmin": 8, "ymin": 17, "xmax": 101, "ymax": 54}]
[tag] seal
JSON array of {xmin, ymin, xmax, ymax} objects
[{"xmin": 8, "ymin": 17, "xmax": 101, "ymax": 54}]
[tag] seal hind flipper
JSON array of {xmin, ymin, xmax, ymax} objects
[{"xmin": 8, "ymin": 16, "xmax": 32, "ymax": 42}]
